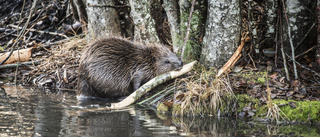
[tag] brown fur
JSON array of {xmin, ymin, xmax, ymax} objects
[{"xmin": 77, "ymin": 37, "xmax": 183, "ymax": 99}]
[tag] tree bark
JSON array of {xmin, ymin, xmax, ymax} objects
[
  {"xmin": 200, "ymin": 0, "xmax": 241, "ymax": 68},
  {"xmin": 163, "ymin": 0, "xmax": 180, "ymax": 52},
  {"xmin": 265, "ymin": 1, "xmax": 278, "ymax": 49},
  {"xmin": 282, "ymin": 0, "xmax": 316, "ymax": 54},
  {"xmin": 129, "ymin": 0, "xmax": 160, "ymax": 44},
  {"xmin": 86, "ymin": 0, "xmax": 121, "ymax": 40}
]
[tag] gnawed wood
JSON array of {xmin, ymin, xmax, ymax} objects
[
  {"xmin": 110, "ymin": 61, "xmax": 196, "ymax": 109},
  {"xmin": 0, "ymin": 48, "xmax": 34, "ymax": 64},
  {"xmin": 216, "ymin": 37, "xmax": 250, "ymax": 77}
]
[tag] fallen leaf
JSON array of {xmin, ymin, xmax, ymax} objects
[{"xmin": 269, "ymin": 74, "xmax": 278, "ymax": 80}]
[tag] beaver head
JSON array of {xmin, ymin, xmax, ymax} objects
[{"xmin": 143, "ymin": 44, "xmax": 183, "ymax": 76}]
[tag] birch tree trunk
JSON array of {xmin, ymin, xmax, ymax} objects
[
  {"xmin": 86, "ymin": 0, "xmax": 121, "ymax": 40},
  {"xmin": 200, "ymin": 0, "xmax": 241, "ymax": 68},
  {"xmin": 282, "ymin": 0, "xmax": 316, "ymax": 54},
  {"xmin": 129, "ymin": 0, "xmax": 160, "ymax": 44}
]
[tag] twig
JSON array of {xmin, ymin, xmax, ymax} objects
[
  {"xmin": 279, "ymin": 10, "xmax": 290, "ymax": 81},
  {"xmin": 180, "ymin": 0, "xmax": 196, "ymax": 59},
  {"xmin": 0, "ymin": 60, "xmax": 43, "ymax": 70},
  {"xmin": 285, "ymin": 53, "xmax": 320, "ymax": 77},
  {"xmin": 295, "ymin": 46, "xmax": 316, "ymax": 59},
  {"xmin": 8, "ymin": 24, "xmax": 68, "ymax": 39},
  {"xmin": 281, "ymin": 0, "xmax": 298, "ymax": 79},
  {"xmin": 295, "ymin": 22, "xmax": 316, "ymax": 50}
]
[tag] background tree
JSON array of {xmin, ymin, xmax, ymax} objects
[
  {"xmin": 163, "ymin": 0, "xmax": 206, "ymax": 59},
  {"xmin": 128, "ymin": 0, "xmax": 160, "ymax": 44},
  {"xmin": 86, "ymin": 0, "xmax": 121, "ymax": 39},
  {"xmin": 200, "ymin": 0, "xmax": 241, "ymax": 68}
]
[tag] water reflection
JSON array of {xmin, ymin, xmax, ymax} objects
[{"xmin": 0, "ymin": 85, "xmax": 319, "ymax": 137}]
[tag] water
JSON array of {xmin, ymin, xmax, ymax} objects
[{"xmin": 0, "ymin": 85, "xmax": 319, "ymax": 137}]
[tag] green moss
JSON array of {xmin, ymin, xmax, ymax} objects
[
  {"xmin": 236, "ymin": 94, "xmax": 320, "ymax": 123},
  {"xmin": 236, "ymin": 94, "xmax": 260, "ymax": 113},
  {"xmin": 238, "ymin": 71, "xmax": 268, "ymax": 84},
  {"xmin": 272, "ymin": 99, "xmax": 320, "ymax": 122},
  {"xmin": 157, "ymin": 103, "xmax": 170, "ymax": 115},
  {"xmin": 172, "ymin": 104, "xmax": 182, "ymax": 115},
  {"xmin": 257, "ymin": 77, "xmax": 265, "ymax": 84}
]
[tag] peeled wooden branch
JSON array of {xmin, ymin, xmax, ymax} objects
[
  {"xmin": 216, "ymin": 37, "xmax": 250, "ymax": 77},
  {"xmin": 0, "ymin": 48, "xmax": 34, "ymax": 64},
  {"xmin": 110, "ymin": 61, "xmax": 197, "ymax": 109}
]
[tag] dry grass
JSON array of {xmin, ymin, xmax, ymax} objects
[
  {"xmin": 266, "ymin": 103, "xmax": 289, "ymax": 122},
  {"xmin": 175, "ymin": 67, "xmax": 236, "ymax": 116}
]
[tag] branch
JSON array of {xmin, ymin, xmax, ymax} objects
[
  {"xmin": 110, "ymin": 61, "xmax": 197, "ymax": 109},
  {"xmin": 180, "ymin": 0, "xmax": 196, "ymax": 59},
  {"xmin": 216, "ymin": 36, "xmax": 250, "ymax": 77},
  {"xmin": 0, "ymin": 60, "xmax": 42, "ymax": 70},
  {"xmin": 8, "ymin": 24, "xmax": 68, "ymax": 39}
]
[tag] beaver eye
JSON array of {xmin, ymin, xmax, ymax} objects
[{"xmin": 164, "ymin": 60, "xmax": 170, "ymax": 64}]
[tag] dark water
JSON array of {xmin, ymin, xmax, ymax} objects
[{"xmin": 0, "ymin": 85, "xmax": 319, "ymax": 137}]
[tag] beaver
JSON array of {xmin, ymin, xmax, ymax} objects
[{"xmin": 77, "ymin": 37, "xmax": 183, "ymax": 99}]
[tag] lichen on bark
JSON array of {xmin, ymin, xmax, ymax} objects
[
  {"xmin": 86, "ymin": 0, "xmax": 121, "ymax": 40},
  {"xmin": 129, "ymin": 0, "xmax": 160, "ymax": 44},
  {"xmin": 200, "ymin": 0, "xmax": 241, "ymax": 68}
]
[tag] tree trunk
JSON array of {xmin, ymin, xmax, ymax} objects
[
  {"xmin": 163, "ymin": 0, "xmax": 180, "ymax": 52},
  {"xmin": 200, "ymin": 0, "xmax": 241, "ymax": 68},
  {"xmin": 86, "ymin": 0, "xmax": 121, "ymax": 40},
  {"xmin": 129, "ymin": 0, "xmax": 160, "ymax": 44},
  {"xmin": 265, "ymin": 1, "xmax": 278, "ymax": 50},
  {"xmin": 281, "ymin": 0, "xmax": 316, "ymax": 54}
]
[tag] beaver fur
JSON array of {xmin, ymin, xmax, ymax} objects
[{"xmin": 77, "ymin": 37, "xmax": 183, "ymax": 99}]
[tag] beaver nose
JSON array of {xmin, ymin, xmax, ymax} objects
[
  {"xmin": 174, "ymin": 59, "xmax": 183, "ymax": 68},
  {"xmin": 178, "ymin": 59, "xmax": 183, "ymax": 67}
]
